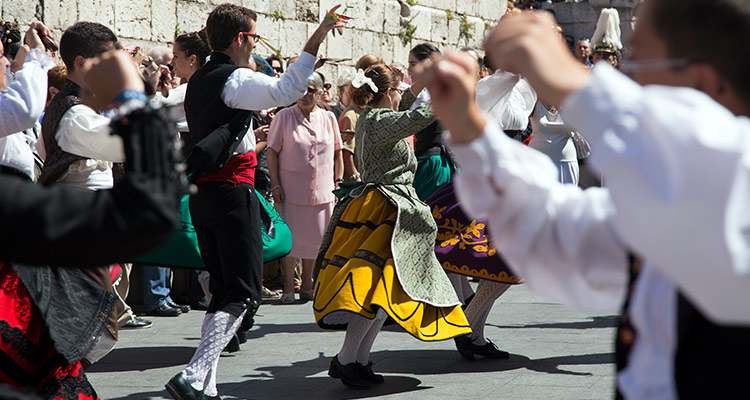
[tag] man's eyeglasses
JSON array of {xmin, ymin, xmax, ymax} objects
[{"xmin": 240, "ymin": 32, "xmax": 261, "ymax": 42}]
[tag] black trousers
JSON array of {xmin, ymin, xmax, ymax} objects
[{"xmin": 190, "ymin": 182, "xmax": 262, "ymax": 317}]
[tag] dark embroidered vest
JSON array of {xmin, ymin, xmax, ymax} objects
[
  {"xmin": 615, "ymin": 256, "xmax": 750, "ymax": 399},
  {"xmin": 38, "ymin": 80, "xmax": 85, "ymax": 185}
]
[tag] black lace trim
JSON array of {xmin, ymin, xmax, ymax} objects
[
  {"xmin": 40, "ymin": 358, "xmax": 97, "ymax": 400},
  {"xmin": 0, "ymin": 320, "xmax": 45, "ymax": 365}
]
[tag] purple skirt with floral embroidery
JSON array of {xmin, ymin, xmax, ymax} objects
[{"xmin": 425, "ymin": 181, "xmax": 523, "ymax": 284}]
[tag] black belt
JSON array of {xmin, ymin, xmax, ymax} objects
[{"xmin": 0, "ymin": 165, "xmax": 32, "ymax": 181}]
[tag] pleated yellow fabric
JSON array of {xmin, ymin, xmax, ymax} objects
[{"xmin": 313, "ymin": 188, "xmax": 471, "ymax": 341}]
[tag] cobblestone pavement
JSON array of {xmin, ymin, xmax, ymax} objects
[{"xmin": 88, "ymin": 283, "xmax": 617, "ymax": 399}]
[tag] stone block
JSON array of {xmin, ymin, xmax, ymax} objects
[
  {"xmin": 43, "ymin": 0, "xmax": 77, "ymax": 31},
  {"xmin": 115, "ymin": 0, "xmax": 151, "ymax": 40},
  {"xmin": 253, "ymin": 14, "xmax": 281, "ymax": 55},
  {"xmin": 476, "ymin": 0, "xmax": 504, "ymax": 21},
  {"xmin": 279, "ymin": 19, "xmax": 308, "ymax": 58},
  {"xmin": 391, "ymin": 32, "xmax": 411, "ymax": 65},
  {"xmin": 383, "ymin": 0, "xmax": 400, "ymax": 34},
  {"xmin": 362, "ymin": 0, "xmax": 386, "ymax": 33},
  {"xmin": 418, "ymin": 0, "xmax": 455, "ymax": 11},
  {"xmin": 455, "ymin": 0, "xmax": 475, "ymax": 16},
  {"xmin": 352, "ymin": 29, "xmax": 377, "ymax": 62},
  {"xmin": 323, "ymin": 25, "xmax": 353, "ymax": 61},
  {"xmin": 175, "ymin": 0, "xmax": 213, "ymax": 35},
  {"xmin": 410, "ymin": 5, "xmax": 432, "ymax": 41},
  {"xmin": 3, "ymin": 0, "xmax": 40, "ymax": 24},
  {"xmin": 150, "ymin": 0, "xmax": 176, "ymax": 42},
  {"xmin": 430, "ymin": 9, "xmax": 449, "ymax": 43},
  {"xmin": 445, "ymin": 17, "xmax": 460, "ymax": 46},
  {"xmin": 295, "ymin": 0, "xmax": 318, "ymax": 23},
  {"xmin": 78, "ymin": 0, "xmax": 116, "ymax": 28}
]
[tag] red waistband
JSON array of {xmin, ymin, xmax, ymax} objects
[{"xmin": 195, "ymin": 152, "xmax": 257, "ymax": 186}]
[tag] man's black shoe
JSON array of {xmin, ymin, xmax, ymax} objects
[
  {"xmin": 204, "ymin": 395, "xmax": 222, "ymax": 400},
  {"xmin": 165, "ymin": 373, "xmax": 202, "ymax": 400},
  {"xmin": 121, "ymin": 317, "xmax": 152, "ymax": 329},
  {"xmin": 168, "ymin": 301, "xmax": 191, "ymax": 313},
  {"xmin": 145, "ymin": 303, "xmax": 182, "ymax": 317},
  {"xmin": 356, "ymin": 361, "xmax": 384, "ymax": 384}
]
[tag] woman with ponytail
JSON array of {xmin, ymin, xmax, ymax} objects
[{"xmin": 312, "ymin": 63, "xmax": 470, "ymax": 389}]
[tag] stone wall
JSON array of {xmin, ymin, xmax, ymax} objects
[
  {"xmin": 540, "ymin": 0, "xmax": 638, "ymax": 48},
  {"xmin": 1, "ymin": 0, "xmax": 507, "ymax": 81}
]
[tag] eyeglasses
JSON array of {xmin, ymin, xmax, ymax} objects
[
  {"xmin": 619, "ymin": 58, "xmax": 689, "ymax": 74},
  {"xmin": 306, "ymin": 87, "xmax": 318, "ymax": 94},
  {"xmin": 240, "ymin": 32, "xmax": 261, "ymax": 42},
  {"xmin": 323, "ymin": 83, "xmax": 331, "ymax": 90},
  {"xmin": 390, "ymin": 87, "xmax": 404, "ymax": 94}
]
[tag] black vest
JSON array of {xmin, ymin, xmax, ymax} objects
[
  {"xmin": 38, "ymin": 80, "xmax": 86, "ymax": 185},
  {"xmin": 616, "ymin": 258, "xmax": 750, "ymax": 399},
  {"xmin": 184, "ymin": 52, "xmax": 251, "ymax": 151}
]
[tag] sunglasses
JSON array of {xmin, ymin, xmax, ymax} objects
[
  {"xmin": 323, "ymin": 83, "xmax": 332, "ymax": 90},
  {"xmin": 306, "ymin": 87, "xmax": 318, "ymax": 94}
]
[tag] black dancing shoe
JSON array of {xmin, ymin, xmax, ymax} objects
[
  {"xmin": 356, "ymin": 361, "xmax": 384, "ymax": 384},
  {"xmin": 203, "ymin": 394, "xmax": 222, "ymax": 400},
  {"xmin": 190, "ymin": 298, "xmax": 210, "ymax": 311},
  {"xmin": 165, "ymin": 373, "xmax": 202, "ymax": 400},
  {"xmin": 328, "ymin": 355, "xmax": 370, "ymax": 389},
  {"xmin": 168, "ymin": 301, "xmax": 191, "ymax": 313},
  {"xmin": 223, "ymin": 334, "xmax": 240, "ymax": 353},
  {"xmin": 454, "ymin": 335, "xmax": 476, "ymax": 361},
  {"xmin": 470, "ymin": 340, "xmax": 510, "ymax": 359}
]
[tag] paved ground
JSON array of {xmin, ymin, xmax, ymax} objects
[{"xmin": 88, "ymin": 283, "xmax": 617, "ymax": 400}]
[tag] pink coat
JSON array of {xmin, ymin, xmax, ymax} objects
[{"xmin": 268, "ymin": 105, "xmax": 342, "ymax": 205}]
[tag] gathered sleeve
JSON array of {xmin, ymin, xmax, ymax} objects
[{"xmin": 364, "ymin": 101, "xmax": 435, "ymax": 144}]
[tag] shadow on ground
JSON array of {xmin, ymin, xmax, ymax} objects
[
  {"xmin": 88, "ymin": 346, "xmax": 196, "ymax": 372},
  {"xmin": 487, "ymin": 315, "xmax": 618, "ymax": 330}
]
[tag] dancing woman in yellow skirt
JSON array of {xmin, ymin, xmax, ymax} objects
[{"xmin": 313, "ymin": 64, "xmax": 470, "ymax": 389}]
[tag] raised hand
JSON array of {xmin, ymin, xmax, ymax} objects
[
  {"xmin": 426, "ymin": 52, "xmax": 486, "ymax": 144},
  {"xmin": 80, "ymin": 50, "xmax": 146, "ymax": 110},
  {"xmin": 483, "ymin": 11, "xmax": 588, "ymax": 107},
  {"xmin": 24, "ymin": 21, "xmax": 54, "ymax": 52}
]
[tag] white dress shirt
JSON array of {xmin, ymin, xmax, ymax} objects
[
  {"xmin": 217, "ymin": 51, "xmax": 316, "ymax": 155},
  {"xmin": 447, "ymin": 64, "xmax": 750, "ymax": 399},
  {"xmin": 0, "ymin": 49, "xmax": 55, "ymax": 137},
  {"xmin": 151, "ymin": 83, "xmax": 188, "ymax": 133},
  {"xmin": 55, "ymin": 104, "xmax": 125, "ymax": 190},
  {"xmin": 476, "ymin": 70, "xmax": 537, "ymax": 131}
]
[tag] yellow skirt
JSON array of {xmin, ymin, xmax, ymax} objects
[{"xmin": 313, "ymin": 188, "xmax": 471, "ymax": 341}]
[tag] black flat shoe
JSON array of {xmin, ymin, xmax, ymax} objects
[
  {"xmin": 204, "ymin": 394, "xmax": 222, "ymax": 400},
  {"xmin": 191, "ymin": 298, "xmax": 210, "ymax": 311},
  {"xmin": 470, "ymin": 340, "xmax": 510, "ymax": 359},
  {"xmin": 168, "ymin": 301, "xmax": 191, "ymax": 313},
  {"xmin": 454, "ymin": 335, "xmax": 475, "ymax": 361},
  {"xmin": 328, "ymin": 355, "xmax": 370, "ymax": 389},
  {"xmin": 223, "ymin": 334, "xmax": 240, "ymax": 353},
  {"xmin": 165, "ymin": 373, "xmax": 202, "ymax": 400},
  {"xmin": 145, "ymin": 303, "xmax": 182, "ymax": 317},
  {"xmin": 356, "ymin": 361, "xmax": 384, "ymax": 384}
]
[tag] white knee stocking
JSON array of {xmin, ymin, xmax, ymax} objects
[
  {"xmin": 183, "ymin": 310, "xmax": 246, "ymax": 394},
  {"xmin": 356, "ymin": 309, "xmax": 387, "ymax": 365},
  {"xmin": 338, "ymin": 314, "xmax": 377, "ymax": 365},
  {"xmin": 464, "ymin": 281, "xmax": 510, "ymax": 345}
]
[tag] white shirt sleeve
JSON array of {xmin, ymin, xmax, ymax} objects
[
  {"xmin": 447, "ymin": 121, "xmax": 628, "ymax": 311},
  {"xmin": 55, "ymin": 105, "xmax": 125, "ymax": 162},
  {"xmin": 477, "ymin": 70, "xmax": 537, "ymax": 131},
  {"xmin": 221, "ymin": 51, "xmax": 316, "ymax": 111},
  {"xmin": 0, "ymin": 49, "xmax": 55, "ymax": 137},
  {"xmin": 562, "ymin": 65, "xmax": 750, "ymax": 324}
]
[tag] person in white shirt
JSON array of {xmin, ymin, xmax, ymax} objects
[
  {"xmin": 427, "ymin": 0, "xmax": 750, "ymax": 398},
  {"xmin": 0, "ymin": 21, "xmax": 55, "ymax": 180},
  {"xmin": 165, "ymin": 4, "xmax": 347, "ymax": 400}
]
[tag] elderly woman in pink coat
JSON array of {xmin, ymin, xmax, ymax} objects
[{"xmin": 267, "ymin": 73, "xmax": 344, "ymax": 304}]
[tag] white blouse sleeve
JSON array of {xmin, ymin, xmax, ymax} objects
[
  {"xmin": 562, "ymin": 65, "xmax": 750, "ymax": 324},
  {"xmin": 221, "ymin": 52, "xmax": 316, "ymax": 111},
  {"xmin": 447, "ymin": 122, "xmax": 628, "ymax": 311},
  {"xmin": 0, "ymin": 49, "xmax": 55, "ymax": 137},
  {"xmin": 55, "ymin": 105, "xmax": 125, "ymax": 162}
]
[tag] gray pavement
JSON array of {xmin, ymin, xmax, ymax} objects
[{"xmin": 88, "ymin": 284, "xmax": 617, "ymax": 400}]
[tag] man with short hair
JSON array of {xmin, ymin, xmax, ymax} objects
[
  {"xmin": 40, "ymin": 21, "xmax": 152, "ymax": 363},
  {"xmin": 429, "ymin": 0, "xmax": 750, "ymax": 398},
  {"xmin": 574, "ymin": 38, "xmax": 592, "ymax": 68},
  {"xmin": 165, "ymin": 4, "xmax": 345, "ymax": 399}
]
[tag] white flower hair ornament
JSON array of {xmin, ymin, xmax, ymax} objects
[{"xmin": 351, "ymin": 69, "xmax": 378, "ymax": 93}]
